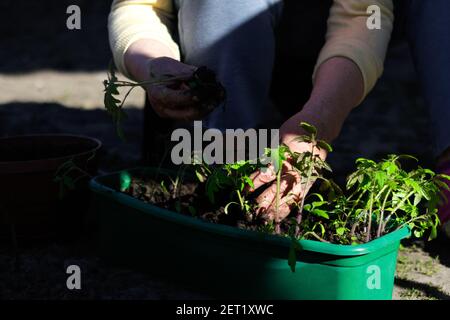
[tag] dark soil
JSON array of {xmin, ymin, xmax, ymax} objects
[
  {"xmin": 126, "ymin": 174, "xmax": 256, "ymax": 230},
  {"xmin": 124, "ymin": 173, "xmax": 370, "ymax": 244},
  {"xmin": 186, "ymin": 66, "xmax": 226, "ymax": 113}
]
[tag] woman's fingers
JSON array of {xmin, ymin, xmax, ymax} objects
[
  {"xmin": 262, "ymin": 178, "xmax": 306, "ymax": 223},
  {"xmin": 144, "ymin": 57, "xmax": 206, "ymax": 120},
  {"xmin": 148, "ymin": 85, "xmax": 196, "ymax": 110},
  {"xmin": 247, "ymin": 164, "xmax": 277, "ymax": 193},
  {"xmin": 148, "ymin": 86, "xmax": 210, "ymax": 121},
  {"xmin": 148, "ymin": 56, "xmax": 197, "ymax": 80},
  {"xmin": 255, "ymin": 170, "xmax": 301, "ymax": 222},
  {"xmin": 247, "ymin": 160, "xmax": 294, "ymax": 192}
]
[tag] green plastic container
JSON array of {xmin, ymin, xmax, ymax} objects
[{"xmin": 90, "ymin": 168, "xmax": 410, "ymax": 300}]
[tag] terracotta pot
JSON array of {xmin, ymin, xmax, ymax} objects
[{"xmin": 0, "ymin": 134, "xmax": 101, "ymax": 240}]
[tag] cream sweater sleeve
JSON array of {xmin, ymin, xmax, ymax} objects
[
  {"xmin": 108, "ymin": 0, "xmax": 180, "ymax": 78},
  {"xmin": 313, "ymin": 0, "xmax": 394, "ymax": 101}
]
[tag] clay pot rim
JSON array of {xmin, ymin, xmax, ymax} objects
[{"xmin": 0, "ymin": 134, "xmax": 102, "ymax": 174}]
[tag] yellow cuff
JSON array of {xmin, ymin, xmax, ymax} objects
[{"xmin": 108, "ymin": 4, "xmax": 180, "ymax": 78}]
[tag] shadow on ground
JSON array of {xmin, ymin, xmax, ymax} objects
[
  {"xmin": 395, "ymin": 278, "xmax": 450, "ymax": 300},
  {"xmin": 0, "ymin": 0, "xmax": 112, "ymax": 73},
  {"xmin": 0, "ymin": 102, "xmax": 143, "ymax": 171},
  {"xmin": 424, "ymin": 235, "xmax": 450, "ymax": 269}
]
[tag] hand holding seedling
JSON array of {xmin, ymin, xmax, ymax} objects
[
  {"xmin": 246, "ymin": 57, "xmax": 364, "ymax": 225},
  {"xmin": 145, "ymin": 57, "xmax": 206, "ymax": 120},
  {"xmin": 104, "ymin": 59, "xmax": 225, "ymax": 139},
  {"xmin": 248, "ymin": 122, "xmax": 330, "ymax": 226},
  {"xmin": 103, "ymin": 38, "xmax": 226, "ymax": 139}
]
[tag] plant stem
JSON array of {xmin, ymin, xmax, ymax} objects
[
  {"xmin": 344, "ymin": 188, "xmax": 367, "ymax": 226},
  {"xmin": 118, "ymin": 86, "xmax": 137, "ymax": 110},
  {"xmin": 350, "ymin": 221, "xmax": 359, "ymax": 238},
  {"xmin": 381, "ymin": 190, "xmax": 414, "ymax": 234},
  {"xmin": 113, "ymin": 75, "xmax": 191, "ymax": 88},
  {"xmin": 236, "ymin": 190, "xmax": 245, "ymax": 211},
  {"xmin": 395, "ymin": 215, "xmax": 428, "ymax": 231},
  {"xmin": 302, "ymin": 232, "xmax": 330, "ymax": 243},
  {"xmin": 365, "ymin": 189, "xmax": 375, "ymax": 242},
  {"xmin": 350, "ymin": 208, "xmax": 367, "ymax": 238},
  {"xmin": 276, "ymin": 168, "xmax": 281, "ymax": 214},
  {"xmin": 376, "ymin": 188, "xmax": 392, "ymax": 238},
  {"xmin": 375, "ymin": 185, "xmax": 389, "ymax": 200},
  {"xmin": 275, "ymin": 223, "xmax": 281, "ymax": 235},
  {"xmin": 295, "ymin": 141, "xmax": 316, "ymax": 237}
]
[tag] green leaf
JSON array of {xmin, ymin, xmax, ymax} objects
[
  {"xmin": 336, "ymin": 227, "xmax": 346, "ymax": 236},
  {"xmin": 374, "ymin": 171, "xmax": 387, "ymax": 187},
  {"xmin": 319, "ymin": 159, "xmax": 333, "ymax": 172},
  {"xmin": 270, "ymin": 147, "xmax": 286, "ymax": 173},
  {"xmin": 312, "ymin": 201, "xmax": 328, "ymax": 209},
  {"xmin": 288, "ymin": 245, "xmax": 297, "ymax": 273},
  {"xmin": 434, "ymin": 180, "xmax": 450, "ymax": 192},
  {"xmin": 308, "ymin": 193, "xmax": 324, "ymax": 202},
  {"xmin": 437, "ymin": 174, "xmax": 450, "ymax": 181},
  {"xmin": 110, "ymin": 83, "xmax": 120, "ymax": 95},
  {"xmin": 317, "ymin": 140, "xmax": 333, "ymax": 152},
  {"xmin": 243, "ymin": 176, "xmax": 255, "ymax": 189},
  {"xmin": 346, "ymin": 171, "xmax": 362, "ymax": 190},
  {"xmin": 382, "ymin": 161, "xmax": 398, "ymax": 175},
  {"xmin": 413, "ymin": 229, "xmax": 423, "ymax": 238},
  {"xmin": 195, "ymin": 170, "xmax": 206, "ymax": 183},
  {"xmin": 108, "ymin": 60, "xmax": 117, "ymax": 79},
  {"xmin": 355, "ymin": 158, "xmax": 376, "ymax": 168},
  {"xmin": 224, "ymin": 202, "xmax": 238, "ymax": 214},
  {"xmin": 398, "ymin": 154, "xmax": 419, "ymax": 162},
  {"xmin": 413, "ymin": 194, "xmax": 422, "ymax": 207},
  {"xmin": 406, "ymin": 179, "xmax": 421, "ymax": 193},
  {"xmin": 299, "ymin": 122, "xmax": 317, "ymax": 136},
  {"xmin": 288, "ymin": 238, "xmax": 302, "ymax": 273},
  {"xmin": 429, "ymin": 225, "xmax": 437, "ymax": 240},
  {"xmin": 119, "ymin": 172, "xmax": 131, "ymax": 191},
  {"xmin": 422, "ymin": 168, "xmax": 436, "ymax": 176},
  {"xmin": 312, "ymin": 209, "xmax": 329, "ymax": 219},
  {"xmin": 318, "ymin": 223, "xmax": 326, "ymax": 236}
]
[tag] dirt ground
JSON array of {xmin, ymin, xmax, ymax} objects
[{"xmin": 0, "ymin": 0, "xmax": 449, "ymax": 300}]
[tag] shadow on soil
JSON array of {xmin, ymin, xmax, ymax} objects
[
  {"xmin": 395, "ymin": 277, "xmax": 450, "ymax": 300},
  {"xmin": 424, "ymin": 235, "xmax": 450, "ymax": 269}
]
